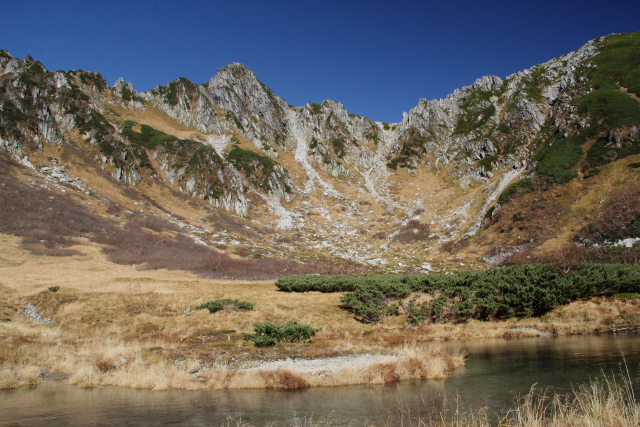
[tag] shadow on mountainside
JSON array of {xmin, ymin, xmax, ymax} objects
[{"xmin": 0, "ymin": 154, "xmax": 348, "ymax": 279}]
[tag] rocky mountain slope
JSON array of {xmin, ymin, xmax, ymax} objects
[{"xmin": 1, "ymin": 31, "xmax": 639, "ymax": 274}]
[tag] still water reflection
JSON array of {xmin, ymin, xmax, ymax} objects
[{"xmin": 1, "ymin": 334, "xmax": 639, "ymax": 426}]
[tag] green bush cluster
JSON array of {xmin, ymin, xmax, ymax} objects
[
  {"xmin": 587, "ymin": 137, "xmax": 640, "ymax": 167},
  {"xmin": 226, "ymin": 145, "xmax": 288, "ymax": 191},
  {"xmin": 122, "ymin": 120, "xmax": 179, "ymax": 149},
  {"xmin": 243, "ymin": 321, "xmax": 320, "ymax": 347},
  {"xmin": 195, "ymin": 298, "xmax": 254, "ymax": 313},
  {"xmin": 453, "ymin": 104, "xmax": 496, "ymax": 136},
  {"xmin": 498, "ymin": 178, "xmax": 533, "ymax": 204},
  {"xmin": 277, "ymin": 264, "xmax": 640, "ymax": 324},
  {"xmin": 310, "ymin": 103, "xmax": 322, "ymax": 114},
  {"xmin": 386, "ymin": 131, "xmax": 428, "ymax": 170},
  {"xmin": 534, "ymin": 134, "xmax": 585, "ymax": 183},
  {"xmin": 577, "ymin": 89, "xmax": 640, "ymax": 129},
  {"xmin": 276, "ymin": 274, "xmax": 419, "ymax": 293},
  {"xmin": 331, "ymin": 138, "xmax": 346, "ymax": 158},
  {"xmin": 592, "ymin": 32, "xmax": 640, "ymax": 97}
]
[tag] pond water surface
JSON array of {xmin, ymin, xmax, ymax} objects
[{"xmin": 1, "ymin": 334, "xmax": 639, "ymax": 426}]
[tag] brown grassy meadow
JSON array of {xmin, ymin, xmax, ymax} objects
[{"xmin": 2, "ymin": 230, "xmax": 638, "ymax": 391}]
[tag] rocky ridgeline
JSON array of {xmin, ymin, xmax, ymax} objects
[{"xmin": 0, "ymin": 34, "xmax": 624, "ymax": 229}]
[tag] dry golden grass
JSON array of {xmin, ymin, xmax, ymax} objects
[
  {"xmin": 502, "ymin": 372, "xmax": 640, "ymax": 427},
  {"xmin": 1, "ymin": 220, "xmax": 638, "ymax": 392},
  {"xmin": 1, "ymin": 233, "xmax": 465, "ymax": 390}
]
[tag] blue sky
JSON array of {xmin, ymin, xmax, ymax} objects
[{"xmin": 1, "ymin": 1, "xmax": 639, "ymax": 122}]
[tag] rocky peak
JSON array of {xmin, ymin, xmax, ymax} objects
[
  {"xmin": 113, "ymin": 77, "xmax": 134, "ymax": 93},
  {"xmin": 206, "ymin": 62, "xmax": 284, "ymax": 116}
]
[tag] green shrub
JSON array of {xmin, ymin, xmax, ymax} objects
[
  {"xmin": 577, "ymin": 89, "xmax": 640, "ymax": 128},
  {"xmin": 243, "ymin": 321, "xmax": 320, "ymax": 347},
  {"xmin": 498, "ymin": 178, "xmax": 533, "ymax": 204},
  {"xmin": 48, "ymin": 286, "xmax": 60, "ymax": 292},
  {"xmin": 226, "ymin": 145, "xmax": 290, "ymax": 192},
  {"xmin": 592, "ymin": 32, "xmax": 640, "ymax": 97},
  {"xmin": 387, "ymin": 131, "xmax": 428, "ymax": 169},
  {"xmin": 535, "ymin": 134, "xmax": 584, "ymax": 183},
  {"xmin": 310, "ymin": 103, "xmax": 322, "ymax": 114},
  {"xmin": 277, "ymin": 263, "xmax": 640, "ymax": 325},
  {"xmin": 195, "ymin": 299, "xmax": 254, "ymax": 313},
  {"xmin": 331, "ymin": 138, "xmax": 346, "ymax": 158},
  {"xmin": 586, "ymin": 137, "xmax": 640, "ymax": 167},
  {"xmin": 478, "ymin": 155, "xmax": 497, "ymax": 172},
  {"xmin": 453, "ymin": 104, "xmax": 496, "ymax": 136}
]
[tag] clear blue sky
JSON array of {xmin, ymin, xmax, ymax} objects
[{"xmin": 1, "ymin": 0, "xmax": 639, "ymax": 122}]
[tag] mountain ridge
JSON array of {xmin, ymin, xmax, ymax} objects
[{"xmin": 1, "ymin": 31, "xmax": 639, "ymax": 273}]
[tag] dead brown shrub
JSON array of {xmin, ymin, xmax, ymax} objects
[
  {"xmin": 393, "ymin": 220, "xmax": 433, "ymax": 244},
  {"xmin": 440, "ymin": 238, "xmax": 470, "ymax": 254},
  {"xmin": 376, "ymin": 363, "xmax": 400, "ymax": 384},
  {"xmin": 260, "ymin": 370, "xmax": 310, "ymax": 390},
  {"xmin": 95, "ymin": 359, "xmax": 116, "ymax": 373}
]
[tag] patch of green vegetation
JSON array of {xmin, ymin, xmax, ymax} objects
[
  {"xmin": 0, "ymin": 100, "xmax": 26, "ymax": 138},
  {"xmin": 243, "ymin": 321, "xmax": 320, "ymax": 347},
  {"xmin": 76, "ymin": 71, "xmax": 107, "ymax": 91},
  {"xmin": 613, "ymin": 292, "xmax": 639, "ymax": 301},
  {"xmin": 310, "ymin": 103, "xmax": 322, "ymax": 114},
  {"xmin": 587, "ymin": 137, "xmax": 640, "ymax": 167},
  {"xmin": 195, "ymin": 299, "xmax": 254, "ymax": 313},
  {"xmin": 277, "ymin": 263, "xmax": 640, "ymax": 324},
  {"xmin": 478, "ymin": 155, "xmax": 497, "ymax": 172},
  {"xmin": 522, "ymin": 65, "xmax": 548, "ymax": 102},
  {"xmin": 592, "ymin": 32, "xmax": 640, "ymax": 96},
  {"xmin": 227, "ymin": 145, "xmax": 289, "ymax": 192},
  {"xmin": 120, "ymin": 86, "xmax": 132, "ymax": 101},
  {"xmin": 331, "ymin": 138, "xmax": 346, "ymax": 158},
  {"xmin": 76, "ymin": 109, "xmax": 113, "ymax": 139},
  {"xmin": 387, "ymin": 131, "xmax": 428, "ymax": 170},
  {"xmin": 496, "ymin": 122, "xmax": 510, "ymax": 134},
  {"xmin": 577, "ymin": 89, "xmax": 640, "ymax": 128},
  {"xmin": 498, "ymin": 178, "xmax": 534, "ymax": 205},
  {"xmin": 386, "ymin": 157, "xmax": 401, "ymax": 170},
  {"xmin": 383, "ymin": 122, "xmax": 390, "ymax": 130},
  {"xmin": 48, "ymin": 286, "xmax": 60, "ymax": 292},
  {"xmin": 556, "ymin": 31, "xmax": 640, "ymax": 178},
  {"xmin": 535, "ymin": 134, "xmax": 585, "ymax": 183},
  {"xmin": 122, "ymin": 121, "xmax": 178, "ymax": 149},
  {"xmin": 453, "ymin": 104, "xmax": 496, "ymax": 136},
  {"xmin": 225, "ymin": 111, "xmax": 244, "ymax": 131},
  {"xmin": 0, "ymin": 49, "xmax": 11, "ymax": 59},
  {"xmin": 309, "ymin": 136, "xmax": 319, "ymax": 150},
  {"xmin": 121, "ymin": 121, "xmax": 205, "ymax": 170}
]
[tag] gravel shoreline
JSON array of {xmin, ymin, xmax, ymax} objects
[{"xmin": 241, "ymin": 353, "xmax": 399, "ymax": 376}]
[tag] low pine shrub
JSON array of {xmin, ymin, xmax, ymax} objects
[
  {"xmin": 277, "ymin": 263, "xmax": 640, "ymax": 325},
  {"xmin": 243, "ymin": 321, "xmax": 320, "ymax": 347},
  {"xmin": 195, "ymin": 299, "xmax": 254, "ymax": 313}
]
